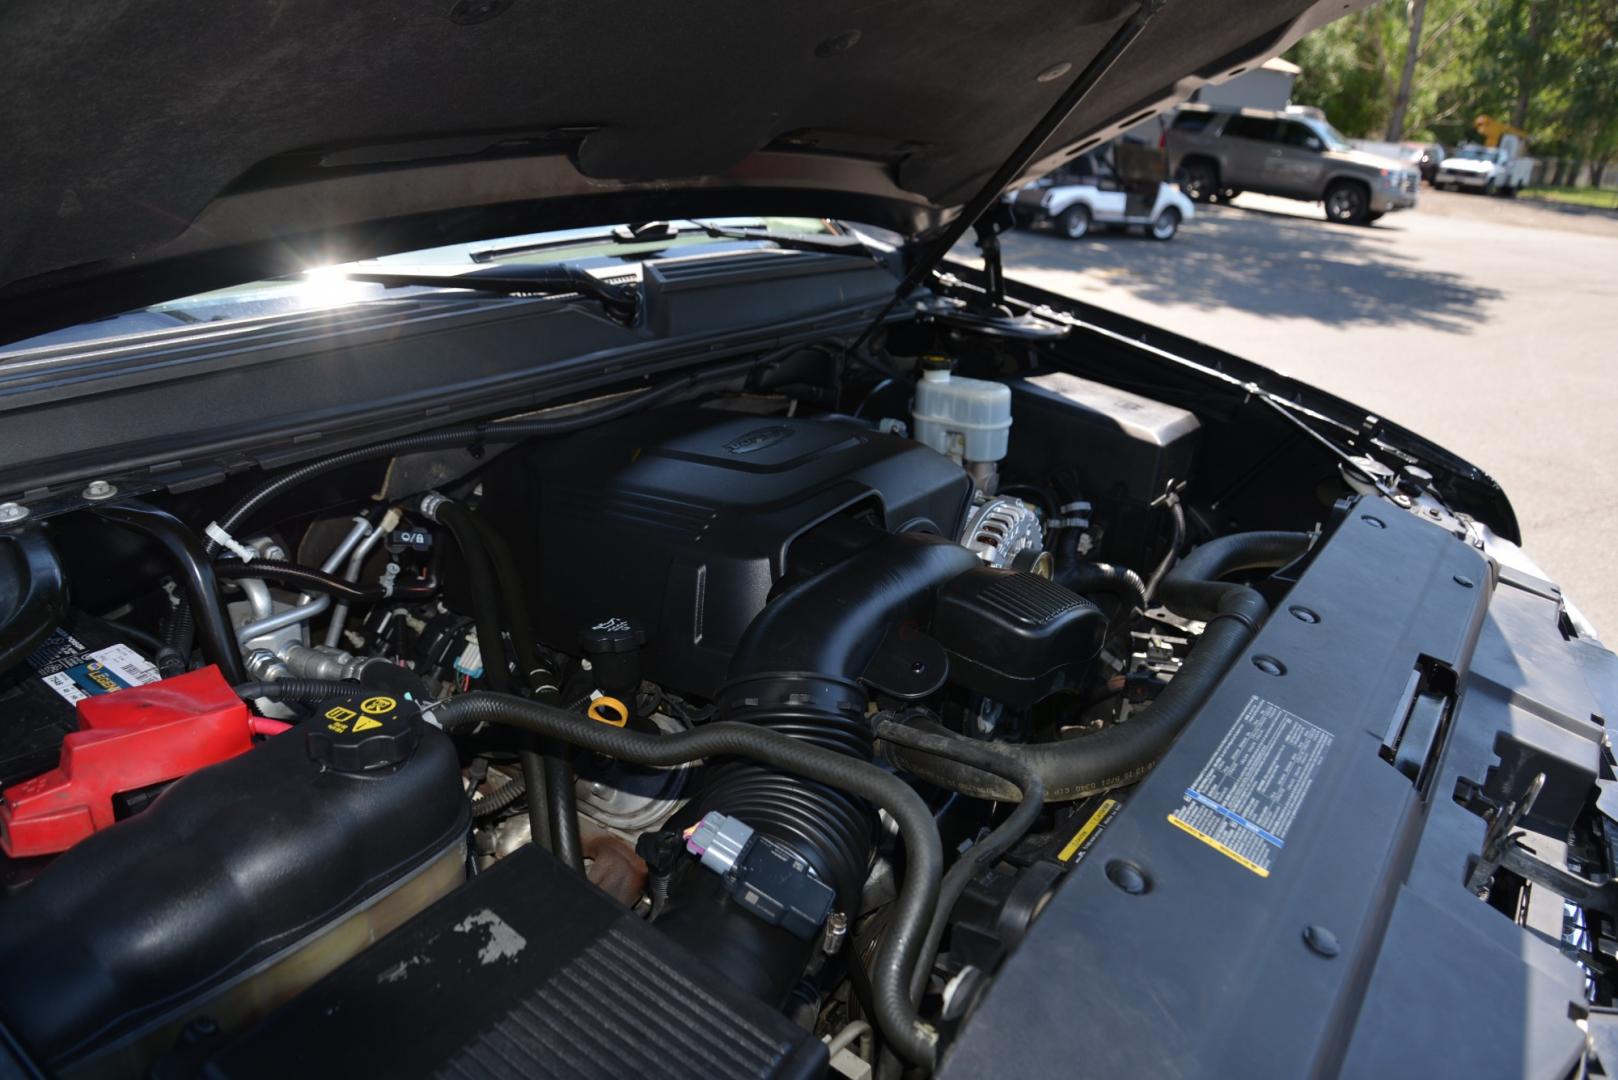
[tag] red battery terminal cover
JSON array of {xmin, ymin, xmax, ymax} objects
[{"xmin": 0, "ymin": 665, "xmax": 262, "ymax": 858}]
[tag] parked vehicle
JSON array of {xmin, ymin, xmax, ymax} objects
[
  {"xmin": 0, "ymin": 3, "xmax": 1608, "ymax": 1079},
  {"xmin": 1350, "ymin": 139, "xmax": 1448, "ymax": 185},
  {"xmin": 1436, "ymin": 137, "xmax": 1535, "ymax": 196},
  {"xmin": 1008, "ymin": 144, "xmax": 1194, "ymax": 240},
  {"xmin": 1409, "ymin": 141, "xmax": 1447, "ymax": 183},
  {"xmin": 1167, "ymin": 104, "xmax": 1419, "ymax": 224}
]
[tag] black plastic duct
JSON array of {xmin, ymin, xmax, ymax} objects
[{"xmin": 654, "ymin": 532, "xmax": 980, "ymax": 1006}]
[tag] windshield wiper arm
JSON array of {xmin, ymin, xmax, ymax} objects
[{"xmin": 338, "ymin": 263, "xmax": 638, "ymax": 324}]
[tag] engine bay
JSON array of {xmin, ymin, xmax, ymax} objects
[{"xmin": 0, "ymin": 315, "xmax": 1610, "ymax": 1079}]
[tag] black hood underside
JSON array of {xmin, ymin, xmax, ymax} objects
[{"xmin": 1, "ymin": 0, "xmax": 1366, "ymax": 342}]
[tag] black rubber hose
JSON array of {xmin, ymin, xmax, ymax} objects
[
  {"xmin": 156, "ymin": 601, "xmax": 194, "ymax": 678},
  {"xmin": 1056, "ymin": 561, "xmax": 1148, "ymax": 612},
  {"xmin": 1144, "ymin": 498, "xmax": 1188, "ymax": 603},
  {"xmin": 883, "ymin": 531, "xmax": 1311, "ymax": 802},
  {"xmin": 428, "ymin": 692, "xmax": 943, "ymax": 1069},
  {"xmin": 234, "ymin": 678, "xmax": 372, "ymax": 702},
  {"xmin": 469, "ymin": 517, "xmax": 562, "ymax": 693},
  {"xmin": 432, "ymin": 499, "xmax": 572, "ymax": 871},
  {"xmin": 874, "ymin": 715, "xmax": 1046, "ymax": 1006},
  {"xmin": 200, "ymin": 345, "xmax": 829, "ymax": 557},
  {"xmin": 212, "ymin": 561, "xmax": 436, "ymax": 602},
  {"xmin": 92, "ymin": 502, "xmax": 246, "ymax": 685},
  {"xmin": 467, "ymin": 693, "xmax": 595, "ymax": 821},
  {"xmin": 465, "ymin": 511, "xmax": 584, "ymax": 875},
  {"xmin": 470, "ymin": 772, "xmax": 531, "ymax": 819}
]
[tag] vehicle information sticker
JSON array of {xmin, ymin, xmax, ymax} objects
[
  {"xmin": 1167, "ymin": 695, "xmax": 1332, "ymax": 878},
  {"xmin": 31, "ymin": 631, "xmax": 160, "ymax": 705}
]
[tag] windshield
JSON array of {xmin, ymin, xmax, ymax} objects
[
  {"xmin": 1, "ymin": 217, "xmax": 839, "ymax": 355},
  {"xmin": 1456, "ymin": 146, "xmax": 1502, "ymax": 162},
  {"xmin": 1306, "ymin": 119, "xmax": 1353, "ymax": 153}
]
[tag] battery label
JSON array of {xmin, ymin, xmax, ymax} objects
[
  {"xmin": 31, "ymin": 630, "xmax": 160, "ymax": 705},
  {"xmin": 1166, "ymin": 695, "xmax": 1333, "ymax": 878}
]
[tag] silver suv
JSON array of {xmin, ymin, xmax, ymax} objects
[{"xmin": 1166, "ymin": 105, "xmax": 1418, "ymax": 225}]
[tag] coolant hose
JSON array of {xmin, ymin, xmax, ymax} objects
[
  {"xmin": 428, "ymin": 692, "xmax": 945, "ymax": 1069},
  {"xmin": 883, "ymin": 531, "xmax": 1311, "ymax": 802},
  {"xmin": 92, "ymin": 501, "xmax": 246, "ymax": 685},
  {"xmin": 432, "ymin": 499, "xmax": 583, "ymax": 874},
  {"xmin": 873, "ymin": 715, "xmax": 1046, "ymax": 1005}
]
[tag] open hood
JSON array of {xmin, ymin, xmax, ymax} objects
[{"xmin": 1, "ymin": 0, "xmax": 1365, "ymax": 342}]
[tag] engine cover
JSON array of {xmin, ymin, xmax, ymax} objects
[{"xmin": 483, "ymin": 408, "xmax": 973, "ymax": 696}]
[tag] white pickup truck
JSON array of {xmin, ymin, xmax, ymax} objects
[{"xmin": 1435, "ymin": 135, "xmax": 1535, "ymax": 196}]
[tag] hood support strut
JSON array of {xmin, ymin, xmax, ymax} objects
[{"xmin": 853, "ymin": 0, "xmax": 1166, "ymax": 351}]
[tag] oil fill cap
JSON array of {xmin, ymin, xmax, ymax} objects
[{"xmin": 306, "ymin": 694, "xmax": 422, "ymax": 773}]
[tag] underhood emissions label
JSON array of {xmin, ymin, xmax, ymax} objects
[{"xmin": 1167, "ymin": 695, "xmax": 1333, "ymax": 878}]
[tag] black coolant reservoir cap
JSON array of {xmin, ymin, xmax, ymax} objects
[{"xmin": 305, "ymin": 693, "xmax": 423, "ymax": 773}]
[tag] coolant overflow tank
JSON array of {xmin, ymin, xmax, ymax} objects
[{"xmin": 0, "ymin": 694, "xmax": 469, "ymax": 1077}]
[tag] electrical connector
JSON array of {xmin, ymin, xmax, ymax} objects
[{"xmin": 685, "ymin": 811, "xmax": 836, "ymax": 940}]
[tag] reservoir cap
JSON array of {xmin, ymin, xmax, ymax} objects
[{"xmin": 306, "ymin": 693, "xmax": 421, "ymax": 773}]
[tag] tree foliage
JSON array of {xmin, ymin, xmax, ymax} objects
[{"xmin": 1285, "ymin": 0, "xmax": 1618, "ymax": 177}]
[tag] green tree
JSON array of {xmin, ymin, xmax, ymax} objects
[{"xmin": 1287, "ymin": 6, "xmax": 1402, "ymax": 135}]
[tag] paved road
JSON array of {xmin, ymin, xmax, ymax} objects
[{"xmin": 991, "ymin": 189, "xmax": 1618, "ymax": 634}]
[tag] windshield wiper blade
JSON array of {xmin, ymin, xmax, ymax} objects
[
  {"xmin": 338, "ymin": 263, "xmax": 638, "ymax": 324},
  {"xmin": 680, "ymin": 221, "xmax": 878, "ymax": 260}
]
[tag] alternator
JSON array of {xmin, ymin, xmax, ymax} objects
[{"xmin": 959, "ymin": 496, "xmax": 1050, "ymax": 574}]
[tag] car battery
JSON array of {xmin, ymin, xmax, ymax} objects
[{"xmin": 0, "ymin": 616, "xmax": 160, "ymax": 790}]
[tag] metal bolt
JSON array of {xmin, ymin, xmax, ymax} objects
[
  {"xmin": 1392, "ymin": 493, "xmax": 1412, "ymax": 509},
  {"xmin": 0, "ymin": 502, "xmax": 28, "ymax": 524},
  {"xmin": 821, "ymin": 911, "xmax": 850, "ymax": 955},
  {"xmin": 1302, "ymin": 924, "xmax": 1340, "ymax": 958},
  {"xmin": 82, "ymin": 479, "xmax": 117, "ymax": 500}
]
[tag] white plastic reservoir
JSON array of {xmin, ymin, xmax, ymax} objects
[{"xmin": 912, "ymin": 366, "xmax": 1012, "ymax": 466}]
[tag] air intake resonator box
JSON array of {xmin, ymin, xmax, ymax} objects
[
  {"xmin": 483, "ymin": 408, "xmax": 973, "ymax": 696},
  {"xmin": 202, "ymin": 845, "xmax": 826, "ymax": 1080}
]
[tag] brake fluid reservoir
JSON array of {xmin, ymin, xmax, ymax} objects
[{"xmin": 911, "ymin": 358, "xmax": 1012, "ymax": 491}]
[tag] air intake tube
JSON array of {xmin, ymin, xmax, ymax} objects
[{"xmin": 654, "ymin": 532, "xmax": 981, "ymax": 1006}]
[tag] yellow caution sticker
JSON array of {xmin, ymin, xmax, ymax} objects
[
  {"xmin": 352, "ymin": 716, "xmax": 384, "ymax": 733},
  {"xmin": 1057, "ymin": 798, "xmax": 1120, "ymax": 863},
  {"xmin": 360, "ymin": 696, "xmax": 397, "ymax": 716},
  {"xmin": 1166, "ymin": 814, "xmax": 1271, "ymax": 878}
]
